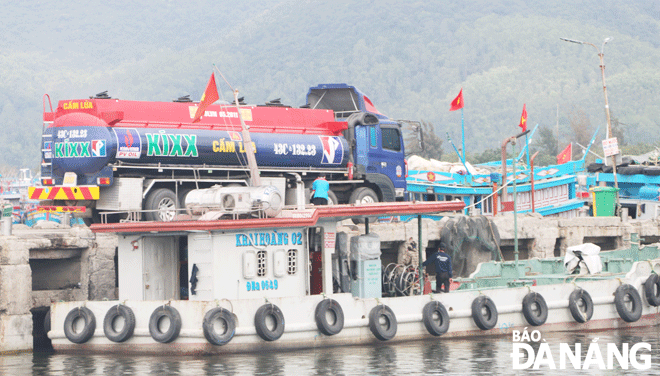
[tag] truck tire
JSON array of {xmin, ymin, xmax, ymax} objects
[
  {"xmin": 327, "ymin": 190, "xmax": 338, "ymax": 206},
  {"xmin": 145, "ymin": 188, "xmax": 178, "ymax": 222},
  {"xmin": 350, "ymin": 187, "xmax": 379, "ymax": 223},
  {"xmin": 349, "ymin": 187, "xmax": 379, "ymax": 205}
]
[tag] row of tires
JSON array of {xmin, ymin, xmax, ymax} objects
[
  {"xmin": 60, "ymin": 276, "xmax": 660, "ymax": 345},
  {"xmin": 587, "ymin": 162, "xmax": 660, "ymax": 176}
]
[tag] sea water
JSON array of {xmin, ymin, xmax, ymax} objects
[{"xmin": 2, "ymin": 326, "xmax": 660, "ymax": 375}]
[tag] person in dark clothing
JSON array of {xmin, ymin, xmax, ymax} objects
[{"xmin": 423, "ymin": 247, "xmax": 453, "ymax": 293}]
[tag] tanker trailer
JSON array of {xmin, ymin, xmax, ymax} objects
[{"xmin": 29, "ymin": 84, "xmax": 407, "ymax": 222}]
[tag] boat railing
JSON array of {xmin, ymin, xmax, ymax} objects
[{"xmin": 98, "ymin": 202, "xmax": 334, "ymax": 224}]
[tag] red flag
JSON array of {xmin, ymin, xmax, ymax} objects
[
  {"xmin": 449, "ymin": 88, "xmax": 464, "ymax": 111},
  {"xmin": 192, "ymin": 73, "xmax": 219, "ymax": 123},
  {"xmin": 518, "ymin": 104, "xmax": 527, "ymax": 132},
  {"xmin": 556, "ymin": 143, "xmax": 572, "ymax": 164}
]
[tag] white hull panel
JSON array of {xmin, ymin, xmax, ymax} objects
[{"xmin": 49, "ymin": 259, "xmax": 660, "ymax": 355}]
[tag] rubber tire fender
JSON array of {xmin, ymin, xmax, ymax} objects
[
  {"xmin": 63, "ymin": 306, "xmax": 96, "ymax": 344},
  {"xmin": 643, "ymin": 166, "xmax": 660, "ymax": 176},
  {"xmin": 368, "ymin": 305, "xmax": 397, "ymax": 341},
  {"xmin": 254, "ymin": 304, "xmax": 285, "ymax": 341},
  {"xmin": 103, "ymin": 304, "xmax": 136, "ymax": 343},
  {"xmin": 521, "ymin": 292, "xmax": 548, "ymax": 326},
  {"xmin": 618, "ymin": 165, "xmax": 644, "ymax": 175},
  {"xmin": 44, "ymin": 309, "xmax": 51, "ymax": 335},
  {"xmin": 203, "ymin": 307, "xmax": 236, "ymax": 346},
  {"xmin": 471, "ymin": 296, "xmax": 498, "ymax": 330},
  {"xmin": 644, "ymin": 274, "xmax": 660, "ymax": 307},
  {"xmin": 614, "ymin": 284, "xmax": 643, "ymax": 323},
  {"xmin": 422, "ymin": 301, "xmax": 450, "ymax": 336},
  {"xmin": 315, "ymin": 299, "xmax": 345, "ymax": 336},
  {"xmin": 568, "ymin": 288, "xmax": 594, "ymax": 323},
  {"xmin": 149, "ymin": 305, "xmax": 182, "ymax": 343}
]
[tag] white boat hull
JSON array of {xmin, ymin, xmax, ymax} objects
[{"xmin": 48, "ymin": 258, "xmax": 660, "ymax": 355}]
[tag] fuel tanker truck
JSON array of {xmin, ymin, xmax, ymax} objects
[{"xmin": 29, "ymin": 84, "xmax": 407, "ymax": 222}]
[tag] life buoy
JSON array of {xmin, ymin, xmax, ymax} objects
[
  {"xmin": 103, "ymin": 305, "xmax": 136, "ymax": 343},
  {"xmin": 614, "ymin": 284, "xmax": 643, "ymax": 322},
  {"xmin": 203, "ymin": 308, "xmax": 236, "ymax": 346},
  {"xmin": 644, "ymin": 274, "xmax": 660, "ymax": 307},
  {"xmin": 254, "ymin": 304, "xmax": 285, "ymax": 341},
  {"xmin": 422, "ymin": 301, "xmax": 450, "ymax": 336},
  {"xmin": 315, "ymin": 299, "xmax": 344, "ymax": 336},
  {"xmin": 568, "ymin": 288, "xmax": 594, "ymax": 323},
  {"xmin": 522, "ymin": 292, "xmax": 548, "ymax": 326},
  {"xmin": 63, "ymin": 306, "xmax": 96, "ymax": 344},
  {"xmin": 149, "ymin": 305, "xmax": 182, "ymax": 343},
  {"xmin": 368, "ymin": 305, "xmax": 397, "ymax": 341},
  {"xmin": 471, "ymin": 296, "xmax": 498, "ymax": 330}
]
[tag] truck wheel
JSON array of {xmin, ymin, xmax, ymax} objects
[
  {"xmin": 145, "ymin": 188, "xmax": 178, "ymax": 222},
  {"xmin": 178, "ymin": 188, "xmax": 192, "ymax": 209},
  {"xmin": 349, "ymin": 187, "xmax": 379, "ymax": 223},
  {"xmin": 327, "ymin": 190, "xmax": 338, "ymax": 205},
  {"xmin": 349, "ymin": 187, "xmax": 379, "ymax": 205}
]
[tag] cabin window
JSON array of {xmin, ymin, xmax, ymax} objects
[
  {"xmin": 287, "ymin": 249, "xmax": 297, "ymax": 275},
  {"xmin": 381, "ymin": 128, "xmax": 401, "ymax": 151},
  {"xmin": 257, "ymin": 250, "xmax": 267, "ymax": 277}
]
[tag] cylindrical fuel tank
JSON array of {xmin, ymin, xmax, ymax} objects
[
  {"xmin": 185, "ymin": 185, "xmax": 282, "ymax": 217},
  {"xmin": 49, "ymin": 114, "xmax": 349, "ymax": 177}
]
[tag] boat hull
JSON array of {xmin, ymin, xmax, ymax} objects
[{"xmin": 48, "ymin": 259, "xmax": 660, "ymax": 355}]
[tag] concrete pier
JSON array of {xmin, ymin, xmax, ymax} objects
[{"xmin": 0, "ymin": 223, "xmax": 117, "ymax": 353}]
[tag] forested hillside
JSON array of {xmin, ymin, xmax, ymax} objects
[{"xmin": 1, "ymin": 0, "xmax": 659, "ymax": 173}]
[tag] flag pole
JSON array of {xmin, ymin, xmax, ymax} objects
[
  {"xmin": 525, "ymin": 133, "xmax": 530, "ymax": 168},
  {"xmin": 461, "ymin": 108, "xmax": 466, "ymax": 164}
]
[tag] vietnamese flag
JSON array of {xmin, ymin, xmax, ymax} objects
[
  {"xmin": 556, "ymin": 143, "xmax": 572, "ymax": 164},
  {"xmin": 449, "ymin": 88, "xmax": 464, "ymax": 111},
  {"xmin": 192, "ymin": 73, "xmax": 219, "ymax": 123},
  {"xmin": 518, "ymin": 104, "xmax": 527, "ymax": 132}
]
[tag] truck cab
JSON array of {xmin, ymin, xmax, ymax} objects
[{"xmin": 306, "ymin": 84, "xmax": 407, "ymax": 203}]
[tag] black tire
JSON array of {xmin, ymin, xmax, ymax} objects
[
  {"xmin": 368, "ymin": 305, "xmax": 397, "ymax": 341},
  {"xmin": 203, "ymin": 308, "xmax": 236, "ymax": 346},
  {"xmin": 614, "ymin": 284, "xmax": 643, "ymax": 323},
  {"xmin": 148, "ymin": 305, "xmax": 182, "ymax": 343},
  {"xmin": 618, "ymin": 156, "xmax": 632, "ymax": 167},
  {"xmin": 521, "ymin": 292, "xmax": 548, "ymax": 326},
  {"xmin": 602, "ymin": 165, "xmax": 613, "ymax": 173},
  {"xmin": 349, "ymin": 187, "xmax": 379, "ymax": 205},
  {"xmin": 327, "ymin": 190, "xmax": 339, "ymax": 206},
  {"xmin": 44, "ymin": 309, "xmax": 51, "ymax": 335},
  {"xmin": 63, "ymin": 307, "xmax": 96, "ymax": 344},
  {"xmin": 144, "ymin": 188, "xmax": 178, "ymax": 222},
  {"xmin": 644, "ymin": 274, "xmax": 660, "ymax": 307},
  {"xmin": 587, "ymin": 163, "xmax": 604, "ymax": 172},
  {"xmin": 422, "ymin": 301, "xmax": 450, "ymax": 336},
  {"xmin": 177, "ymin": 188, "xmax": 193, "ymax": 209},
  {"xmin": 643, "ymin": 166, "xmax": 660, "ymax": 176},
  {"xmin": 618, "ymin": 165, "xmax": 644, "ymax": 175},
  {"xmin": 315, "ymin": 299, "xmax": 345, "ymax": 336},
  {"xmin": 103, "ymin": 305, "xmax": 136, "ymax": 343},
  {"xmin": 471, "ymin": 296, "xmax": 498, "ymax": 330},
  {"xmin": 254, "ymin": 304, "xmax": 285, "ymax": 341},
  {"xmin": 568, "ymin": 288, "xmax": 594, "ymax": 323},
  {"xmin": 350, "ymin": 187, "xmax": 379, "ymax": 224}
]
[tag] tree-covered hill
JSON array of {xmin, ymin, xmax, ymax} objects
[{"xmin": 1, "ymin": 0, "xmax": 659, "ymax": 172}]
